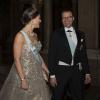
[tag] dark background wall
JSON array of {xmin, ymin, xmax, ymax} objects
[{"xmin": 98, "ymin": 0, "xmax": 100, "ymax": 50}]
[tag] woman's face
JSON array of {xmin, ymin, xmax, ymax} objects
[{"xmin": 31, "ymin": 15, "xmax": 41, "ymax": 29}]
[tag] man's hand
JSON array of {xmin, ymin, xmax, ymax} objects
[
  {"xmin": 84, "ymin": 74, "xmax": 91, "ymax": 84},
  {"xmin": 50, "ymin": 77, "xmax": 57, "ymax": 87}
]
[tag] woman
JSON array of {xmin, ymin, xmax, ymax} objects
[{"xmin": 0, "ymin": 4, "xmax": 51, "ymax": 100}]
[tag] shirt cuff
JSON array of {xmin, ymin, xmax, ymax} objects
[{"xmin": 50, "ymin": 75, "xmax": 56, "ymax": 78}]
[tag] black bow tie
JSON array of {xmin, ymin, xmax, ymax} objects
[
  {"xmin": 66, "ymin": 30, "xmax": 72, "ymax": 37},
  {"xmin": 67, "ymin": 30, "xmax": 72, "ymax": 32}
]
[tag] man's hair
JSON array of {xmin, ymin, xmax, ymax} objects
[{"xmin": 61, "ymin": 8, "xmax": 74, "ymax": 16}]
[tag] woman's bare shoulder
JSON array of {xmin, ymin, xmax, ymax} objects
[{"xmin": 14, "ymin": 31, "xmax": 25, "ymax": 44}]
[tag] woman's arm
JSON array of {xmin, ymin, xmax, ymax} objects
[
  {"xmin": 13, "ymin": 32, "xmax": 25, "ymax": 80},
  {"xmin": 40, "ymin": 55, "xmax": 49, "ymax": 75},
  {"xmin": 14, "ymin": 32, "xmax": 28, "ymax": 89}
]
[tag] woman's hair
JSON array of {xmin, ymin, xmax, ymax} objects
[{"xmin": 21, "ymin": 4, "xmax": 40, "ymax": 25}]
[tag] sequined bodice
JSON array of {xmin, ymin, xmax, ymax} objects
[
  {"xmin": 20, "ymin": 31, "xmax": 43, "ymax": 78},
  {"xmin": 21, "ymin": 31, "xmax": 42, "ymax": 61},
  {"xmin": 21, "ymin": 41, "xmax": 42, "ymax": 64}
]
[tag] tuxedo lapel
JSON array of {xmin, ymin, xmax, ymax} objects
[
  {"xmin": 74, "ymin": 29, "xmax": 81, "ymax": 57},
  {"xmin": 61, "ymin": 28, "xmax": 72, "ymax": 58}
]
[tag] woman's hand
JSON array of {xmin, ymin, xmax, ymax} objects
[
  {"xmin": 21, "ymin": 79, "xmax": 29, "ymax": 90},
  {"xmin": 43, "ymin": 70, "xmax": 49, "ymax": 82},
  {"xmin": 42, "ymin": 63, "xmax": 50, "ymax": 82}
]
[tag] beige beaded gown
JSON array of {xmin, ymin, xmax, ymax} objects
[{"xmin": 0, "ymin": 31, "xmax": 51, "ymax": 100}]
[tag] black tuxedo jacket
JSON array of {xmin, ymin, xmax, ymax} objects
[{"xmin": 48, "ymin": 27, "xmax": 90, "ymax": 76}]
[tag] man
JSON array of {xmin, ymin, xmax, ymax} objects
[{"xmin": 48, "ymin": 9, "xmax": 91, "ymax": 100}]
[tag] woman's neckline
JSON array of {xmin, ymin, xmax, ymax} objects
[{"xmin": 21, "ymin": 30, "xmax": 40, "ymax": 45}]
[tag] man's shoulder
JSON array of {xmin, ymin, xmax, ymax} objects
[{"xmin": 76, "ymin": 29, "xmax": 86, "ymax": 37}]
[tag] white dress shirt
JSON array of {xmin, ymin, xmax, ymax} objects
[{"xmin": 65, "ymin": 27, "xmax": 77, "ymax": 65}]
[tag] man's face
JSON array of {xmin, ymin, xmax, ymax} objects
[{"xmin": 62, "ymin": 11, "xmax": 74, "ymax": 28}]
